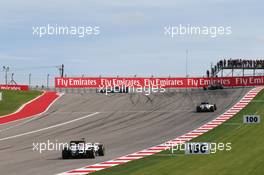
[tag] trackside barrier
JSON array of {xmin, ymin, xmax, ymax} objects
[
  {"xmin": 0, "ymin": 85, "xmax": 29, "ymax": 91},
  {"xmin": 55, "ymin": 76, "xmax": 264, "ymax": 89}
]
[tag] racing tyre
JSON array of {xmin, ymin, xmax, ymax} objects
[
  {"xmin": 214, "ymin": 104, "xmax": 217, "ymax": 111},
  {"xmin": 196, "ymin": 106, "xmax": 201, "ymax": 112},
  {"xmin": 209, "ymin": 106, "xmax": 215, "ymax": 112},
  {"xmin": 86, "ymin": 149, "xmax": 96, "ymax": 159},
  {"xmin": 98, "ymin": 144, "xmax": 105, "ymax": 156},
  {"xmin": 62, "ymin": 148, "xmax": 71, "ymax": 159}
]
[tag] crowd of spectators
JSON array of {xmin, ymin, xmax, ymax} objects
[{"xmin": 206, "ymin": 59, "xmax": 264, "ymax": 77}]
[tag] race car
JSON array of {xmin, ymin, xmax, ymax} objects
[
  {"xmin": 62, "ymin": 139, "xmax": 105, "ymax": 159},
  {"xmin": 196, "ymin": 102, "xmax": 217, "ymax": 112},
  {"xmin": 203, "ymin": 82, "xmax": 224, "ymax": 90},
  {"xmin": 208, "ymin": 83, "xmax": 224, "ymax": 90}
]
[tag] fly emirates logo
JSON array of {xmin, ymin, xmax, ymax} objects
[
  {"xmin": 56, "ymin": 78, "xmax": 97, "ymax": 87},
  {"xmin": 236, "ymin": 77, "xmax": 264, "ymax": 85}
]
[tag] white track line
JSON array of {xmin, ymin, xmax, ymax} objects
[{"xmin": 0, "ymin": 112, "xmax": 99, "ymax": 141}]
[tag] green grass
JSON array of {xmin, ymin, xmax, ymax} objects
[
  {"xmin": 0, "ymin": 90, "xmax": 42, "ymax": 116},
  {"xmin": 92, "ymin": 89, "xmax": 264, "ymax": 175}
]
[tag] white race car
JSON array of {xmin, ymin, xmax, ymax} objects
[
  {"xmin": 196, "ymin": 102, "xmax": 217, "ymax": 112},
  {"xmin": 62, "ymin": 139, "xmax": 105, "ymax": 159}
]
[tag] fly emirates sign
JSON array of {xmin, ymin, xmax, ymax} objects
[{"xmin": 55, "ymin": 76, "xmax": 264, "ymax": 88}]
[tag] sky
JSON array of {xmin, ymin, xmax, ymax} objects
[{"xmin": 0, "ymin": 0, "xmax": 264, "ymax": 86}]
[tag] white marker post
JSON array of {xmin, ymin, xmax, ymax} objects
[
  {"xmin": 185, "ymin": 142, "xmax": 211, "ymax": 155},
  {"xmin": 0, "ymin": 92, "xmax": 2, "ymax": 101},
  {"xmin": 243, "ymin": 115, "xmax": 261, "ymax": 124}
]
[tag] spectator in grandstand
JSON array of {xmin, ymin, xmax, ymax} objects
[
  {"xmin": 208, "ymin": 59, "xmax": 264, "ymax": 77},
  {"xmin": 206, "ymin": 70, "xmax": 210, "ymax": 77},
  {"xmin": 217, "ymin": 59, "xmax": 264, "ymax": 69}
]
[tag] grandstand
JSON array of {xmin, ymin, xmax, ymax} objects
[{"xmin": 207, "ymin": 59, "xmax": 264, "ymax": 77}]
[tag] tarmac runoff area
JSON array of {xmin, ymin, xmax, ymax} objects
[{"xmin": 0, "ymin": 88, "xmax": 250, "ymax": 175}]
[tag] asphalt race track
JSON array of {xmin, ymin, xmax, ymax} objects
[{"xmin": 0, "ymin": 88, "xmax": 251, "ymax": 175}]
